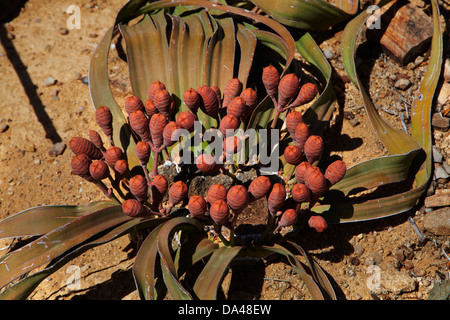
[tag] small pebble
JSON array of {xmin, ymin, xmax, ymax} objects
[
  {"xmin": 43, "ymin": 77, "xmax": 56, "ymax": 87},
  {"xmin": 323, "ymin": 49, "xmax": 334, "ymax": 59},
  {"xmin": 81, "ymin": 76, "xmax": 89, "ymax": 85},
  {"xmin": 394, "ymin": 78, "xmax": 411, "ymax": 90},
  {"xmin": 0, "ymin": 123, "xmax": 9, "ymax": 133},
  {"xmin": 48, "ymin": 142, "xmax": 66, "ymax": 157},
  {"xmin": 59, "ymin": 27, "xmax": 69, "ymax": 35},
  {"xmin": 432, "ymin": 146, "xmax": 443, "ymax": 163}
]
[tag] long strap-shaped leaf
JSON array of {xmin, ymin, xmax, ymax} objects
[
  {"xmin": 133, "ymin": 223, "xmax": 165, "ymax": 300},
  {"xmin": 250, "ymin": 0, "xmax": 358, "ymax": 31},
  {"xmin": 0, "ymin": 217, "xmax": 161, "ymax": 300},
  {"xmin": 0, "ymin": 205, "xmax": 129, "ymax": 289},
  {"xmin": 157, "ymin": 217, "xmax": 205, "ymax": 300},
  {"xmin": 193, "ymin": 245, "xmax": 242, "ymax": 300},
  {"xmin": 0, "ymin": 201, "xmax": 116, "ymax": 239},
  {"xmin": 321, "ymin": 0, "xmax": 442, "ymax": 223}
]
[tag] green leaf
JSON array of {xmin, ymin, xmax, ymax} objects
[
  {"xmin": 133, "ymin": 223, "xmax": 165, "ymax": 300},
  {"xmin": 0, "ymin": 205, "xmax": 129, "ymax": 290},
  {"xmin": 250, "ymin": 0, "xmax": 358, "ymax": 31},
  {"xmin": 0, "ymin": 201, "xmax": 116, "ymax": 239},
  {"xmin": 322, "ymin": 0, "xmax": 442, "ymax": 223},
  {"xmin": 193, "ymin": 245, "xmax": 242, "ymax": 300},
  {"xmin": 157, "ymin": 217, "xmax": 205, "ymax": 300},
  {"xmin": 0, "ymin": 216, "xmax": 159, "ymax": 300}
]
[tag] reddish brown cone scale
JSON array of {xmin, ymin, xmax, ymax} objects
[
  {"xmin": 149, "ymin": 113, "xmax": 168, "ymax": 149},
  {"xmin": 304, "ymin": 166, "xmax": 327, "ymax": 196},
  {"xmin": 124, "ymin": 95, "xmax": 145, "ymax": 115},
  {"xmin": 291, "ymin": 83, "xmax": 318, "ymax": 108},
  {"xmin": 284, "ymin": 145, "xmax": 303, "ymax": 165},
  {"xmin": 153, "ymin": 89, "xmax": 172, "ymax": 118},
  {"xmin": 95, "ymin": 106, "xmax": 113, "ymax": 137},
  {"xmin": 197, "ymin": 85, "xmax": 219, "ymax": 118},
  {"xmin": 295, "ymin": 161, "xmax": 312, "ymax": 184},
  {"xmin": 248, "ymin": 175, "xmax": 272, "ymax": 200},
  {"xmin": 278, "ymin": 73, "xmax": 300, "ymax": 109},
  {"xmin": 129, "ymin": 110, "xmax": 150, "ymax": 142},
  {"xmin": 219, "ymin": 114, "xmax": 240, "ymax": 137},
  {"xmin": 209, "ymin": 199, "xmax": 229, "ymax": 225},
  {"xmin": 294, "ymin": 122, "xmax": 309, "ymax": 149},
  {"xmin": 278, "ymin": 208, "xmax": 299, "ymax": 228},
  {"xmin": 262, "ymin": 65, "xmax": 280, "ymax": 98},
  {"xmin": 206, "ymin": 184, "xmax": 227, "ymax": 204},
  {"xmin": 129, "ymin": 175, "xmax": 148, "ymax": 202},
  {"xmin": 183, "ymin": 88, "xmax": 202, "ymax": 113},
  {"xmin": 268, "ymin": 183, "xmax": 286, "ymax": 216},
  {"xmin": 226, "ymin": 185, "xmax": 249, "ymax": 213},
  {"xmin": 69, "ymin": 137, "xmax": 102, "ymax": 160},
  {"xmin": 324, "ymin": 160, "xmax": 347, "ymax": 185},
  {"xmin": 285, "ymin": 111, "xmax": 303, "ymax": 138},
  {"xmin": 122, "ymin": 199, "xmax": 148, "ymax": 218},
  {"xmin": 195, "ymin": 154, "xmax": 219, "ymax": 174},
  {"xmin": 104, "ymin": 146, "xmax": 124, "ymax": 169},
  {"xmin": 176, "ymin": 111, "xmax": 197, "ymax": 132},
  {"xmin": 168, "ymin": 181, "xmax": 188, "ymax": 205},
  {"xmin": 89, "ymin": 160, "xmax": 109, "ymax": 181},
  {"xmin": 223, "ymin": 78, "xmax": 242, "ymax": 109},
  {"xmin": 308, "ymin": 215, "xmax": 328, "ymax": 232},
  {"xmin": 304, "ymin": 135, "xmax": 323, "ymax": 164},
  {"xmin": 188, "ymin": 195, "xmax": 207, "ymax": 218},
  {"xmin": 291, "ymin": 183, "xmax": 310, "ymax": 204},
  {"xmin": 147, "ymin": 80, "xmax": 166, "ymax": 101},
  {"xmin": 136, "ymin": 141, "xmax": 151, "ymax": 166}
]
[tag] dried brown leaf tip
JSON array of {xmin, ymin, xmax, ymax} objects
[
  {"xmin": 188, "ymin": 195, "xmax": 207, "ymax": 219},
  {"xmin": 262, "ymin": 65, "xmax": 280, "ymax": 99},
  {"xmin": 223, "ymin": 78, "xmax": 242, "ymax": 109},
  {"xmin": 69, "ymin": 137, "xmax": 102, "ymax": 160},
  {"xmin": 122, "ymin": 199, "xmax": 149, "ymax": 218},
  {"xmin": 248, "ymin": 175, "xmax": 272, "ymax": 200},
  {"xmin": 129, "ymin": 174, "xmax": 148, "ymax": 202},
  {"xmin": 206, "ymin": 183, "xmax": 228, "ymax": 205},
  {"xmin": 197, "ymin": 85, "xmax": 219, "ymax": 119},
  {"xmin": 284, "ymin": 145, "xmax": 303, "ymax": 165},
  {"xmin": 277, "ymin": 73, "xmax": 300, "ymax": 110},
  {"xmin": 209, "ymin": 199, "xmax": 230, "ymax": 226},
  {"xmin": 308, "ymin": 215, "xmax": 328, "ymax": 232},
  {"xmin": 95, "ymin": 106, "xmax": 113, "ymax": 138},
  {"xmin": 124, "ymin": 95, "xmax": 145, "ymax": 115},
  {"xmin": 226, "ymin": 185, "xmax": 249, "ymax": 213},
  {"xmin": 195, "ymin": 154, "xmax": 219, "ymax": 174},
  {"xmin": 325, "ymin": 160, "xmax": 347, "ymax": 186}
]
